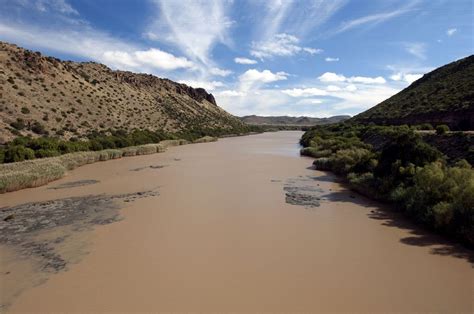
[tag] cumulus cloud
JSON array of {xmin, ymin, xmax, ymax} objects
[
  {"xmin": 345, "ymin": 84, "xmax": 358, "ymax": 92},
  {"xmin": 390, "ymin": 72, "xmax": 423, "ymax": 84},
  {"xmin": 239, "ymin": 69, "xmax": 288, "ymax": 87},
  {"xmin": 0, "ymin": 21, "xmax": 196, "ymax": 73},
  {"xmin": 318, "ymin": 72, "xmax": 386, "ymax": 84},
  {"xmin": 234, "ymin": 57, "xmax": 258, "ymax": 65},
  {"xmin": 298, "ymin": 99, "xmax": 323, "ymax": 104},
  {"xmin": 233, "ymin": 69, "xmax": 289, "ymax": 95},
  {"xmin": 216, "ymin": 90, "xmax": 245, "ymax": 97},
  {"xmin": 349, "ymin": 76, "xmax": 386, "ymax": 84},
  {"xmin": 325, "ymin": 57, "xmax": 339, "ymax": 62},
  {"xmin": 209, "ymin": 67, "xmax": 232, "ymax": 77},
  {"xmin": 104, "ymin": 48, "xmax": 195, "ymax": 71},
  {"xmin": 282, "ymin": 88, "xmax": 327, "ymax": 97},
  {"xmin": 250, "ymin": 33, "xmax": 321, "ymax": 59},
  {"xmin": 446, "ymin": 28, "xmax": 457, "ymax": 36},
  {"xmin": 318, "ymin": 72, "xmax": 347, "ymax": 82},
  {"xmin": 326, "ymin": 85, "xmax": 342, "ymax": 91},
  {"xmin": 178, "ymin": 79, "xmax": 224, "ymax": 91}
]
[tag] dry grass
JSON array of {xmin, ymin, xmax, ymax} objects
[
  {"xmin": 192, "ymin": 136, "xmax": 218, "ymax": 144},
  {"xmin": 0, "ymin": 137, "xmax": 216, "ymax": 193}
]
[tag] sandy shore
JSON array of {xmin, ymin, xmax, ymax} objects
[{"xmin": 0, "ymin": 131, "xmax": 472, "ymax": 312}]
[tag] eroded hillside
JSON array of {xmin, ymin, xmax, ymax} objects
[{"xmin": 0, "ymin": 42, "xmax": 245, "ymax": 143}]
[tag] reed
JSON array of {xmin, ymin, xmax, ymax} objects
[{"xmin": 0, "ymin": 137, "xmax": 216, "ymax": 193}]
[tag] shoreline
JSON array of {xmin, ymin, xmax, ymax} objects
[
  {"xmin": 1, "ymin": 131, "xmax": 472, "ymax": 312},
  {"xmin": 0, "ymin": 136, "xmax": 218, "ymax": 194}
]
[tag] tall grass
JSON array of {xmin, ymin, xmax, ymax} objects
[{"xmin": 0, "ymin": 137, "xmax": 214, "ymax": 193}]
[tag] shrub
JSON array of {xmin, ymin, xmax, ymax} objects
[
  {"xmin": 300, "ymin": 147, "xmax": 332, "ymax": 158},
  {"xmin": 417, "ymin": 123, "xmax": 434, "ymax": 130},
  {"xmin": 301, "ymin": 123, "xmax": 474, "ymax": 246},
  {"xmin": 35, "ymin": 149, "xmax": 61, "ymax": 158},
  {"xmin": 21, "ymin": 107, "xmax": 30, "ymax": 114},
  {"xmin": 402, "ymin": 161, "xmax": 474, "ymax": 244},
  {"xmin": 3, "ymin": 146, "xmax": 35, "ymax": 162},
  {"xmin": 313, "ymin": 158, "xmax": 332, "ymax": 171},
  {"xmin": 10, "ymin": 118, "xmax": 26, "ymax": 130},
  {"xmin": 329, "ymin": 148, "xmax": 373, "ymax": 175},
  {"xmin": 31, "ymin": 121, "xmax": 47, "ymax": 135},
  {"xmin": 436, "ymin": 124, "xmax": 450, "ymax": 135}
]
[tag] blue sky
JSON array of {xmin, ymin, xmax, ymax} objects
[{"xmin": 0, "ymin": 0, "xmax": 472, "ymax": 117}]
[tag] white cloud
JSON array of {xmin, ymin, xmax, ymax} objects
[
  {"xmin": 0, "ymin": 22, "xmax": 196, "ymax": 74},
  {"xmin": 345, "ymin": 84, "xmax": 358, "ymax": 92},
  {"xmin": 250, "ymin": 33, "xmax": 321, "ymax": 59},
  {"xmin": 296, "ymin": 98, "xmax": 324, "ymax": 105},
  {"xmin": 209, "ymin": 67, "xmax": 232, "ymax": 77},
  {"xmin": 446, "ymin": 28, "xmax": 457, "ymax": 36},
  {"xmin": 20, "ymin": 0, "xmax": 79, "ymax": 15},
  {"xmin": 216, "ymin": 90, "xmax": 245, "ymax": 97},
  {"xmin": 318, "ymin": 72, "xmax": 347, "ymax": 82},
  {"xmin": 132, "ymin": 48, "xmax": 194, "ymax": 70},
  {"xmin": 148, "ymin": 0, "xmax": 233, "ymax": 66},
  {"xmin": 239, "ymin": 69, "xmax": 288, "ymax": 83},
  {"xmin": 282, "ymin": 88, "xmax": 327, "ymax": 97},
  {"xmin": 325, "ymin": 57, "xmax": 339, "ymax": 62},
  {"xmin": 318, "ymin": 72, "xmax": 386, "ymax": 84},
  {"xmin": 326, "ymin": 85, "xmax": 342, "ymax": 91},
  {"xmin": 239, "ymin": 69, "xmax": 288, "ymax": 91},
  {"xmin": 334, "ymin": 1, "xmax": 418, "ymax": 34},
  {"xmin": 254, "ymin": 0, "xmax": 346, "ymax": 41},
  {"xmin": 349, "ymin": 76, "xmax": 386, "ymax": 84},
  {"xmin": 390, "ymin": 72, "xmax": 423, "ymax": 84},
  {"xmin": 326, "ymin": 84, "xmax": 400, "ymax": 110},
  {"xmin": 404, "ymin": 42, "xmax": 426, "ymax": 59},
  {"xmin": 404, "ymin": 74, "xmax": 423, "ymax": 83},
  {"xmin": 178, "ymin": 80, "xmax": 224, "ymax": 91},
  {"xmin": 234, "ymin": 57, "xmax": 258, "ymax": 65},
  {"xmin": 303, "ymin": 47, "xmax": 323, "ymax": 55}
]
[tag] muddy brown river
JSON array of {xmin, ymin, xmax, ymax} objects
[{"xmin": 0, "ymin": 131, "xmax": 473, "ymax": 312}]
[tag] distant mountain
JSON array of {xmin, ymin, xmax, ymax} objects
[
  {"xmin": 0, "ymin": 42, "xmax": 246, "ymax": 143},
  {"xmin": 240, "ymin": 115, "xmax": 350, "ymax": 126},
  {"xmin": 351, "ymin": 55, "xmax": 474, "ymax": 130}
]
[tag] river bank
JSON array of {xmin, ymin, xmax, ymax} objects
[{"xmin": 1, "ymin": 131, "xmax": 472, "ymax": 312}]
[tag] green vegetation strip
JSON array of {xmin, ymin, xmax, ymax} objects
[
  {"xmin": 301, "ymin": 124, "xmax": 474, "ymax": 247},
  {"xmin": 0, "ymin": 137, "xmax": 216, "ymax": 194}
]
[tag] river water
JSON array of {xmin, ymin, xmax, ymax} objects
[{"xmin": 1, "ymin": 131, "xmax": 472, "ymax": 312}]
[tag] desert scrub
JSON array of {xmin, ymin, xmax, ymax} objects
[
  {"xmin": 301, "ymin": 123, "xmax": 474, "ymax": 247},
  {"xmin": 1, "ymin": 143, "xmax": 170, "ymax": 193},
  {"xmin": 192, "ymin": 136, "xmax": 217, "ymax": 143},
  {"xmin": 0, "ymin": 158, "xmax": 66, "ymax": 193}
]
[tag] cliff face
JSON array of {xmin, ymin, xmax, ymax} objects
[
  {"xmin": 0, "ymin": 42, "xmax": 243, "ymax": 143},
  {"xmin": 351, "ymin": 55, "xmax": 474, "ymax": 130}
]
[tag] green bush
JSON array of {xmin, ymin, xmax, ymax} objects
[
  {"xmin": 436, "ymin": 124, "xmax": 450, "ymax": 135},
  {"xmin": 3, "ymin": 146, "xmax": 35, "ymax": 162},
  {"xmin": 301, "ymin": 123, "xmax": 474, "ymax": 246},
  {"xmin": 401, "ymin": 161, "xmax": 474, "ymax": 244},
  {"xmin": 31, "ymin": 121, "xmax": 47, "ymax": 135},
  {"xmin": 10, "ymin": 118, "xmax": 26, "ymax": 130}
]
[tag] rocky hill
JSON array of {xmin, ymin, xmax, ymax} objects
[
  {"xmin": 241, "ymin": 115, "xmax": 350, "ymax": 126},
  {"xmin": 351, "ymin": 55, "xmax": 474, "ymax": 130},
  {"xmin": 0, "ymin": 42, "xmax": 246, "ymax": 144}
]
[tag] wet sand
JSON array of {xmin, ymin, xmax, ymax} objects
[{"xmin": 1, "ymin": 131, "xmax": 473, "ymax": 312}]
